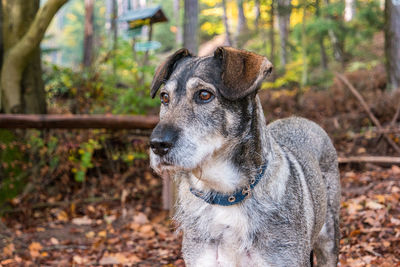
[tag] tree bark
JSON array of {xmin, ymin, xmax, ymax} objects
[
  {"xmin": 344, "ymin": 0, "xmax": 356, "ymax": 22},
  {"xmin": 173, "ymin": 0, "xmax": 183, "ymax": 46},
  {"xmin": 222, "ymin": 0, "xmax": 232, "ymax": 46},
  {"xmin": 269, "ymin": 0, "xmax": 276, "ymax": 80},
  {"xmin": 316, "ymin": 0, "xmax": 328, "ymax": 70},
  {"xmin": 183, "ymin": 0, "xmax": 198, "ymax": 54},
  {"xmin": 83, "ymin": 0, "xmax": 94, "ymax": 68},
  {"xmin": 255, "ymin": 0, "xmax": 261, "ymax": 31},
  {"xmin": 235, "ymin": 0, "xmax": 248, "ymax": 48},
  {"xmin": 385, "ymin": 0, "xmax": 400, "ymax": 92},
  {"xmin": 324, "ymin": 0, "xmax": 344, "ymax": 65},
  {"xmin": 301, "ymin": 4, "xmax": 307, "ymax": 86},
  {"xmin": 1, "ymin": 0, "xmax": 68, "ymax": 113},
  {"xmin": 277, "ymin": 0, "xmax": 291, "ymax": 70},
  {"xmin": 111, "ymin": 0, "xmax": 118, "ymax": 76}
]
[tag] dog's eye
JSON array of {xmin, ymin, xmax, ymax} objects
[
  {"xmin": 197, "ymin": 90, "xmax": 214, "ymax": 103},
  {"xmin": 160, "ymin": 92, "xmax": 170, "ymax": 105}
]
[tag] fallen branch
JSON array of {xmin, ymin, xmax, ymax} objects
[
  {"xmin": 0, "ymin": 114, "xmax": 158, "ymax": 130},
  {"xmin": 336, "ymin": 72, "xmax": 400, "ymax": 155},
  {"xmin": 338, "ymin": 156, "xmax": 400, "ymax": 164}
]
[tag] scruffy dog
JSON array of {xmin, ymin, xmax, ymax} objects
[{"xmin": 149, "ymin": 47, "xmax": 340, "ymax": 267}]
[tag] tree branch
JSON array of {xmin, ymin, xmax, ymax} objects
[
  {"xmin": 1, "ymin": 0, "xmax": 69, "ymax": 113},
  {"xmin": 335, "ymin": 72, "xmax": 400, "ymax": 155}
]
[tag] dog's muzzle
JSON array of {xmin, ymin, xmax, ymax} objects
[{"xmin": 150, "ymin": 124, "xmax": 180, "ymax": 157}]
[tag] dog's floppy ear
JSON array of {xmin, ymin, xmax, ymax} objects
[
  {"xmin": 214, "ymin": 47, "xmax": 273, "ymax": 100},
  {"xmin": 150, "ymin": 48, "xmax": 193, "ymax": 98}
]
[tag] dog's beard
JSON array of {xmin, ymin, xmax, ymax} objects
[{"xmin": 150, "ymin": 133, "xmax": 225, "ymax": 175}]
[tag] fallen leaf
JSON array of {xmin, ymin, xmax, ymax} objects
[
  {"xmin": 366, "ymin": 200, "xmax": 385, "ymax": 210},
  {"xmin": 133, "ymin": 212, "xmax": 149, "ymax": 225},
  {"xmin": 28, "ymin": 242, "xmax": 43, "ymax": 258},
  {"xmin": 72, "ymin": 216, "xmax": 92, "ymax": 225}
]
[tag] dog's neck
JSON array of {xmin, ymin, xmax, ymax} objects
[{"xmin": 189, "ymin": 95, "xmax": 270, "ymax": 194}]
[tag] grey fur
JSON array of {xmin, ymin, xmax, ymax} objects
[{"xmin": 149, "ymin": 47, "xmax": 340, "ymax": 267}]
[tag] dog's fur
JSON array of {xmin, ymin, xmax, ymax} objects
[{"xmin": 149, "ymin": 47, "xmax": 340, "ymax": 266}]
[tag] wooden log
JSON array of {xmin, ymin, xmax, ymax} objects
[
  {"xmin": 0, "ymin": 114, "xmax": 159, "ymax": 129},
  {"xmin": 338, "ymin": 156, "xmax": 400, "ymax": 164}
]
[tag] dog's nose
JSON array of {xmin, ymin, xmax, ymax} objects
[
  {"xmin": 150, "ymin": 124, "xmax": 180, "ymax": 156},
  {"xmin": 150, "ymin": 139, "xmax": 173, "ymax": 156}
]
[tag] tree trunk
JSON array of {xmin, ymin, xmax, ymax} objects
[
  {"xmin": 222, "ymin": 0, "xmax": 232, "ymax": 46},
  {"xmin": 384, "ymin": 0, "xmax": 400, "ymax": 92},
  {"xmin": 301, "ymin": 3, "xmax": 307, "ymax": 86},
  {"xmin": 173, "ymin": 0, "xmax": 183, "ymax": 46},
  {"xmin": 183, "ymin": 0, "xmax": 198, "ymax": 54},
  {"xmin": 235, "ymin": 0, "xmax": 248, "ymax": 48},
  {"xmin": 277, "ymin": 0, "xmax": 291, "ymax": 70},
  {"xmin": 269, "ymin": 0, "xmax": 276, "ymax": 80},
  {"xmin": 324, "ymin": 0, "xmax": 344, "ymax": 65},
  {"xmin": 111, "ymin": 0, "xmax": 118, "ymax": 76},
  {"xmin": 255, "ymin": 0, "xmax": 261, "ymax": 31},
  {"xmin": 0, "ymin": 1, "xmax": 3, "ymax": 111},
  {"xmin": 83, "ymin": 0, "xmax": 94, "ymax": 68},
  {"xmin": 316, "ymin": 0, "xmax": 328, "ymax": 70},
  {"xmin": 0, "ymin": 0, "xmax": 68, "ymax": 114},
  {"xmin": 344, "ymin": 0, "xmax": 356, "ymax": 22}
]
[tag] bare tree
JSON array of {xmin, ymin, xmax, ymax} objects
[
  {"xmin": 183, "ymin": 0, "xmax": 199, "ymax": 54},
  {"xmin": 269, "ymin": 0, "xmax": 276, "ymax": 80},
  {"xmin": 235, "ymin": 0, "xmax": 248, "ymax": 48},
  {"xmin": 222, "ymin": 0, "xmax": 233, "ymax": 46},
  {"xmin": 111, "ymin": 0, "xmax": 118, "ymax": 75},
  {"xmin": 316, "ymin": 0, "xmax": 328, "ymax": 69},
  {"xmin": 277, "ymin": 0, "xmax": 291, "ymax": 70},
  {"xmin": 83, "ymin": 0, "xmax": 94, "ymax": 68},
  {"xmin": 255, "ymin": 0, "xmax": 261, "ymax": 31},
  {"xmin": 344, "ymin": 0, "xmax": 356, "ymax": 22},
  {"xmin": 324, "ymin": 0, "xmax": 344, "ymax": 65},
  {"xmin": 174, "ymin": 0, "xmax": 183, "ymax": 46},
  {"xmin": 0, "ymin": 0, "xmax": 68, "ymax": 114},
  {"xmin": 385, "ymin": 0, "xmax": 400, "ymax": 91}
]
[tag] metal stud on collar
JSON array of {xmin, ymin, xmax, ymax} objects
[{"xmin": 228, "ymin": 196, "xmax": 236, "ymax": 202}]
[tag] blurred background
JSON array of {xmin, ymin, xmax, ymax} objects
[{"xmin": 0, "ymin": 0, "xmax": 399, "ymax": 265}]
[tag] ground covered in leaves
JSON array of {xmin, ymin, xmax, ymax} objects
[{"xmin": 1, "ymin": 164, "xmax": 399, "ymax": 266}]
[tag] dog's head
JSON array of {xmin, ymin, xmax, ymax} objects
[{"xmin": 149, "ymin": 47, "xmax": 272, "ymax": 173}]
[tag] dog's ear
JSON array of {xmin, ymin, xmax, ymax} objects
[
  {"xmin": 214, "ymin": 47, "xmax": 273, "ymax": 100},
  {"xmin": 150, "ymin": 48, "xmax": 193, "ymax": 98}
]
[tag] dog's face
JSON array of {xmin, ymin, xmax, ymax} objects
[{"xmin": 149, "ymin": 47, "xmax": 272, "ymax": 173}]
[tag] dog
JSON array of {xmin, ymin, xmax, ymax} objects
[{"xmin": 149, "ymin": 47, "xmax": 340, "ymax": 267}]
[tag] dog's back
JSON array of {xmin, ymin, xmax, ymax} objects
[{"xmin": 267, "ymin": 117, "xmax": 341, "ymax": 265}]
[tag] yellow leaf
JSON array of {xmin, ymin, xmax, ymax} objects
[
  {"xmin": 3, "ymin": 243, "xmax": 15, "ymax": 256},
  {"xmin": 375, "ymin": 194, "xmax": 386, "ymax": 203},
  {"xmin": 86, "ymin": 231, "xmax": 95, "ymax": 238},
  {"xmin": 98, "ymin": 230, "xmax": 107, "ymax": 238},
  {"xmin": 29, "ymin": 242, "xmax": 43, "ymax": 258}
]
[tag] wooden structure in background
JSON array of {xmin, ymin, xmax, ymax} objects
[{"xmin": 0, "ymin": 114, "xmax": 176, "ymax": 211}]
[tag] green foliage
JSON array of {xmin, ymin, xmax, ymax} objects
[
  {"xmin": 0, "ymin": 130, "xmax": 27, "ymax": 205},
  {"xmin": 263, "ymin": 60, "xmax": 304, "ymax": 89},
  {"xmin": 72, "ymin": 139, "xmax": 100, "ymax": 182}
]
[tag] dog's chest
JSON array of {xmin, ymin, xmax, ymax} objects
[{"xmin": 195, "ymin": 206, "xmax": 266, "ymax": 266}]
